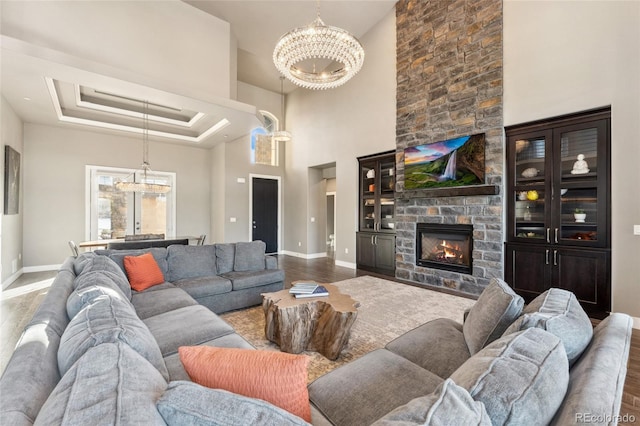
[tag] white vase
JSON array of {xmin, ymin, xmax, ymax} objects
[{"xmin": 574, "ymin": 213, "xmax": 586, "ymax": 223}]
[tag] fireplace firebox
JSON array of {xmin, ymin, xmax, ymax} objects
[{"xmin": 416, "ymin": 223, "xmax": 473, "ymax": 274}]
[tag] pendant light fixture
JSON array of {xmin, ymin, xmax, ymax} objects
[
  {"xmin": 273, "ymin": 1, "xmax": 365, "ymax": 90},
  {"xmin": 270, "ymin": 76, "xmax": 292, "ymax": 142},
  {"xmin": 115, "ymin": 100, "xmax": 171, "ymax": 194}
]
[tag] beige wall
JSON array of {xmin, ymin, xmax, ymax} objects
[
  {"xmin": 0, "ymin": 1, "xmax": 231, "ymax": 101},
  {"xmin": 284, "ymin": 9, "xmax": 397, "ymax": 265},
  {"xmin": 504, "ymin": 1, "xmax": 640, "ymax": 317},
  {"xmin": 22, "ymin": 123, "xmax": 211, "ymax": 267},
  {"xmin": 1, "ymin": 96, "xmax": 24, "ymax": 286}
]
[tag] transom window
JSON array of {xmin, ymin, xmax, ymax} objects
[{"xmin": 251, "ymin": 110, "xmax": 280, "ymax": 166}]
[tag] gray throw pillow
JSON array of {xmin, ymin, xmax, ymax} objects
[
  {"xmin": 463, "ymin": 278, "xmax": 524, "ymax": 354},
  {"xmin": 233, "ymin": 241, "xmax": 266, "ymax": 272},
  {"xmin": 157, "ymin": 381, "xmax": 311, "ymax": 426},
  {"xmin": 35, "ymin": 342, "xmax": 167, "ymax": 425},
  {"xmin": 215, "ymin": 243, "xmax": 236, "ymax": 274},
  {"xmin": 503, "ymin": 288, "xmax": 593, "ymax": 365},
  {"xmin": 58, "ymin": 295, "xmax": 169, "ymax": 380},
  {"xmin": 167, "ymin": 244, "xmax": 217, "ymax": 281},
  {"xmin": 373, "ymin": 379, "xmax": 491, "ymax": 425},
  {"xmin": 67, "ymin": 271, "xmax": 132, "ymax": 319},
  {"xmin": 451, "ymin": 328, "xmax": 569, "ymax": 426}
]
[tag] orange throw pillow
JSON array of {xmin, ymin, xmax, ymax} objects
[
  {"xmin": 123, "ymin": 252, "xmax": 165, "ymax": 291},
  {"xmin": 179, "ymin": 346, "xmax": 311, "ymax": 422}
]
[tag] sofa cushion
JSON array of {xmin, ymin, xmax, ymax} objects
[
  {"xmin": 67, "ymin": 271, "xmax": 132, "ymax": 319},
  {"xmin": 503, "ymin": 288, "xmax": 593, "ymax": 366},
  {"xmin": 35, "ymin": 342, "xmax": 167, "ymax": 426},
  {"xmin": 173, "ymin": 275, "xmax": 233, "ymax": 298},
  {"xmin": 164, "ymin": 333, "xmax": 254, "ymax": 381},
  {"xmin": 309, "ymin": 349, "xmax": 444, "ymax": 426},
  {"xmin": 143, "ymin": 305, "xmax": 235, "ymax": 356},
  {"xmin": 74, "ymin": 255, "xmax": 132, "ymax": 300},
  {"xmin": 166, "ymin": 244, "xmax": 217, "ymax": 281},
  {"xmin": 223, "ymin": 269, "xmax": 285, "ymax": 291},
  {"xmin": 234, "ymin": 241, "xmax": 266, "ymax": 272},
  {"xmin": 157, "ymin": 381, "xmax": 311, "ymax": 426},
  {"xmin": 372, "ymin": 379, "xmax": 491, "ymax": 425},
  {"xmin": 131, "ymin": 287, "xmax": 198, "ymax": 320},
  {"xmin": 58, "ymin": 295, "xmax": 169, "ymax": 380},
  {"xmin": 463, "ymin": 278, "xmax": 524, "ymax": 354},
  {"xmin": 101, "ymin": 247, "xmax": 169, "ymax": 277},
  {"xmin": 72, "ymin": 251, "xmax": 97, "ymax": 275},
  {"xmin": 215, "ymin": 243, "xmax": 236, "ymax": 274},
  {"xmin": 179, "ymin": 346, "xmax": 311, "ymax": 421},
  {"xmin": 385, "ymin": 318, "xmax": 470, "ymax": 379},
  {"xmin": 123, "ymin": 252, "xmax": 166, "ymax": 291},
  {"xmin": 450, "ymin": 327, "xmax": 569, "ymax": 426}
]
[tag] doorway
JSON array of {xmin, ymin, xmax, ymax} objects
[
  {"xmin": 326, "ymin": 192, "xmax": 336, "ymax": 259},
  {"xmin": 250, "ymin": 175, "xmax": 281, "ymax": 254}
]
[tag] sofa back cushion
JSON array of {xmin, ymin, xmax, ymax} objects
[
  {"xmin": 157, "ymin": 381, "xmax": 311, "ymax": 426},
  {"xmin": 74, "ymin": 255, "xmax": 132, "ymax": 300},
  {"xmin": 98, "ymin": 247, "xmax": 169, "ymax": 277},
  {"xmin": 503, "ymin": 288, "xmax": 593, "ymax": 366},
  {"xmin": 451, "ymin": 328, "xmax": 569, "ymax": 426},
  {"xmin": 463, "ymin": 278, "xmax": 524, "ymax": 355},
  {"xmin": 167, "ymin": 244, "xmax": 217, "ymax": 281},
  {"xmin": 215, "ymin": 243, "xmax": 236, "ymax": 274},
  {"xmin": 35, "ymin": 342, "xmax": 167, "ymax": 426},
  {"xmin": 58, "ymin": 295, "xmax": 169, "ymax": 380},
  {"xmin": 67, "ymin": 271, "xmax": 133, "ymax": 319},
  {"xmin": 234, "ymin": 241, "xmax": 266, "ymax": 272},
  {"xmin": 372, "ymin": 379, "xmax": 490, "ymax": 425}
]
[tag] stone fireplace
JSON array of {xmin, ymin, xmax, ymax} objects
[
  {"xmin": 417, "ymin": 223, "xmax": 473, "ymax": 274},
  {"xmin": 394, "ymin": 0, "xmax": 504, "ymax": 297}
]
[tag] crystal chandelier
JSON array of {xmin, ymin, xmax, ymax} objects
[
  {"xmin": 273, "ymin": 3, "xmax": 365, "ymax": 90},
  {"xmin": 270, "ymin": 76, "xmax": 292, "ymax": 142},
  {"xmin": 115, "ymin": 100, "xmax": 171, "ymax": 194}
]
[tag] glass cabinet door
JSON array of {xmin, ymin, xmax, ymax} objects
[
  {"xmin": 554, "ymin": 120, "xmax": 606, "ymax": 247},
  {"xmin": 360, "ymin": 161, "xmax": 376, "ymax": 231},
  {"xmin": 359, "ymin": 155, "xmax": 395, "ymax": 232},
  {"xmin": 514, "ymin": 189, "xmax": 546, "ymax": 240}
]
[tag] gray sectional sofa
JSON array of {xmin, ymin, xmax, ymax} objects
[
  {"xmin": 1, "ymin": 241, "xmax": 633, "ymax": 425},
  {"xmin": 308, "ymin": 279, "xmax": 634, "ymax": 426}
]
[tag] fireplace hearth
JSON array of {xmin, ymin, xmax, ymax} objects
[{"xmin": 416, "ymin": 223, "xmax": 473, "ymax": 274}]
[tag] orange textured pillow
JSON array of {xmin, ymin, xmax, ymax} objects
[
  {"xmin": 179, "ymin": 346, "xmax": 310, "ymax": 422},
  {"xmin": 123, "ymin": 252, "xmax": 165, "ymax": 291}
]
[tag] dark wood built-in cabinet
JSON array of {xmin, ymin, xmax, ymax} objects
[
  {"xmin": 357, "ymin": 151, "xmax": 396, "ymax": 276},
  {"xmin": 505, "ymin": 107, "xmax": 611, "ymax": 318}
]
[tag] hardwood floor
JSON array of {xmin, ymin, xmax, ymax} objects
[{"xmin": 1, "ymin": 255, "xmax": 639, "ymax": 423}]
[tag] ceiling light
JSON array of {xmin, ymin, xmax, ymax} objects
[
  {"xmin": 115, "ymin": 100, "xmax": 171, "ymax": 194},
  {"xmin": 270, "ymin": 76, "xmax": 291, "ymax": 142},
  {"xmin": 273, "ymin": 2, "xmax": 365, "ymax": 90}
]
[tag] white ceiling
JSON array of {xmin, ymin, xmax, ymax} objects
[{"xmin": 0, "ymin": 1, "xmax": 397, "ymax": 146}]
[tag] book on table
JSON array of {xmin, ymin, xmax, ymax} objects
[
  {"xmin": 294, "ymin": 285, "xmax": 329, "ymax": 298},
  {"xmin": 289, "ymin": 282, "xmax": 319, "ymax": 294}
]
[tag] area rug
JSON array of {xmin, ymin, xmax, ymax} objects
[{"xmin": 220, "ymin": 276, "xmax": 476, "ymax": 382}]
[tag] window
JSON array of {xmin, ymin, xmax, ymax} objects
[
  {"xmin": 251, "ymin": 111, "xmax": 279, "ymax": 166},
  {"xmin": 86, "ymin": 166, "xmax": 176, "ymax": 240}
]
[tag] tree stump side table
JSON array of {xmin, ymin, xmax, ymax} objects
[{"xmin": 262, "ymin": 282, "xmax": 360, "ymax": 360}]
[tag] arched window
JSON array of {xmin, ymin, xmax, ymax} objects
[{"xmin": 251, "ymin": 111, "xmax": 279, "ymax": 166}]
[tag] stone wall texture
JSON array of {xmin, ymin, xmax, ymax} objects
[{"xmin": 395, "ymin": 0, "xmax": 504, "ymax": 296}]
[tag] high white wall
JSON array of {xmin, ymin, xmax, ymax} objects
[
  {"xmin": 504, "ymin": 0, "xmax": 640, "ymax": 317},
  {"xmin": 284, "ymin": 9, "xmax": 397, "ymax": 265},
  {"xmin": 1, "ymin": 96, "xmax": 24, "ymax": 287},
  {"xmin": 0, "ymin": 0, "xmax": 231, "ymax": 101},
  {"xmin": 22, "ymin": 123, "xmax": 211, "ymax": 267}
]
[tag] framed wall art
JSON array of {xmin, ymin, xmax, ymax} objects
[{"xmin": 4, "ymin": 145, "xmax": 20, "ymax": 215}]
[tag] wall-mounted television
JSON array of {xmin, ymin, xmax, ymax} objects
[{"xmin": 403, "ymin": 133, "xmax": 485, "ymax": 190}]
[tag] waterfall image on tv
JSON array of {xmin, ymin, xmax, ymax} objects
[{"xmin": 403, "ymin": 133, "xmax": 485, "ymax": 190}]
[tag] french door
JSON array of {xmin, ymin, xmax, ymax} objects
[{"xmin": 87, "ymin": 166, "xmax": 176, "ymax": 240}]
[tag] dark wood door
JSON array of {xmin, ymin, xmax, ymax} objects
[
  {"xmin": 554, "ymin": 247, "xmax": 610, "ymax": 313},
  {"xmin": 505, "ymin": 243, "xmax": 550, "ymax": 302},
  {"xmin": 356, "ymin": 232, "xmax": 376, "ymax": 268},
  {"xmin": 374, "ymin": 234, "xmax": 396, "ymax": 271},
  {"xmin": 252, "ymin": 177, "xmax": 278, "ymax": 253}
]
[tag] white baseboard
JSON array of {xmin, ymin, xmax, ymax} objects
[
  {"xmin": 24, "ymin": 264, "xmax": 61, "ymax": 273},
  {"xmin": 2, "ymin": 268, "xmax": 23, "ymax": 290},
  {"xmin": 633, "ymin": 316, "xmax": 640, "ymax": 330},
  {"xmin": 334, "ymin": 260, "xmax": 357, "ymax": 269}
]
